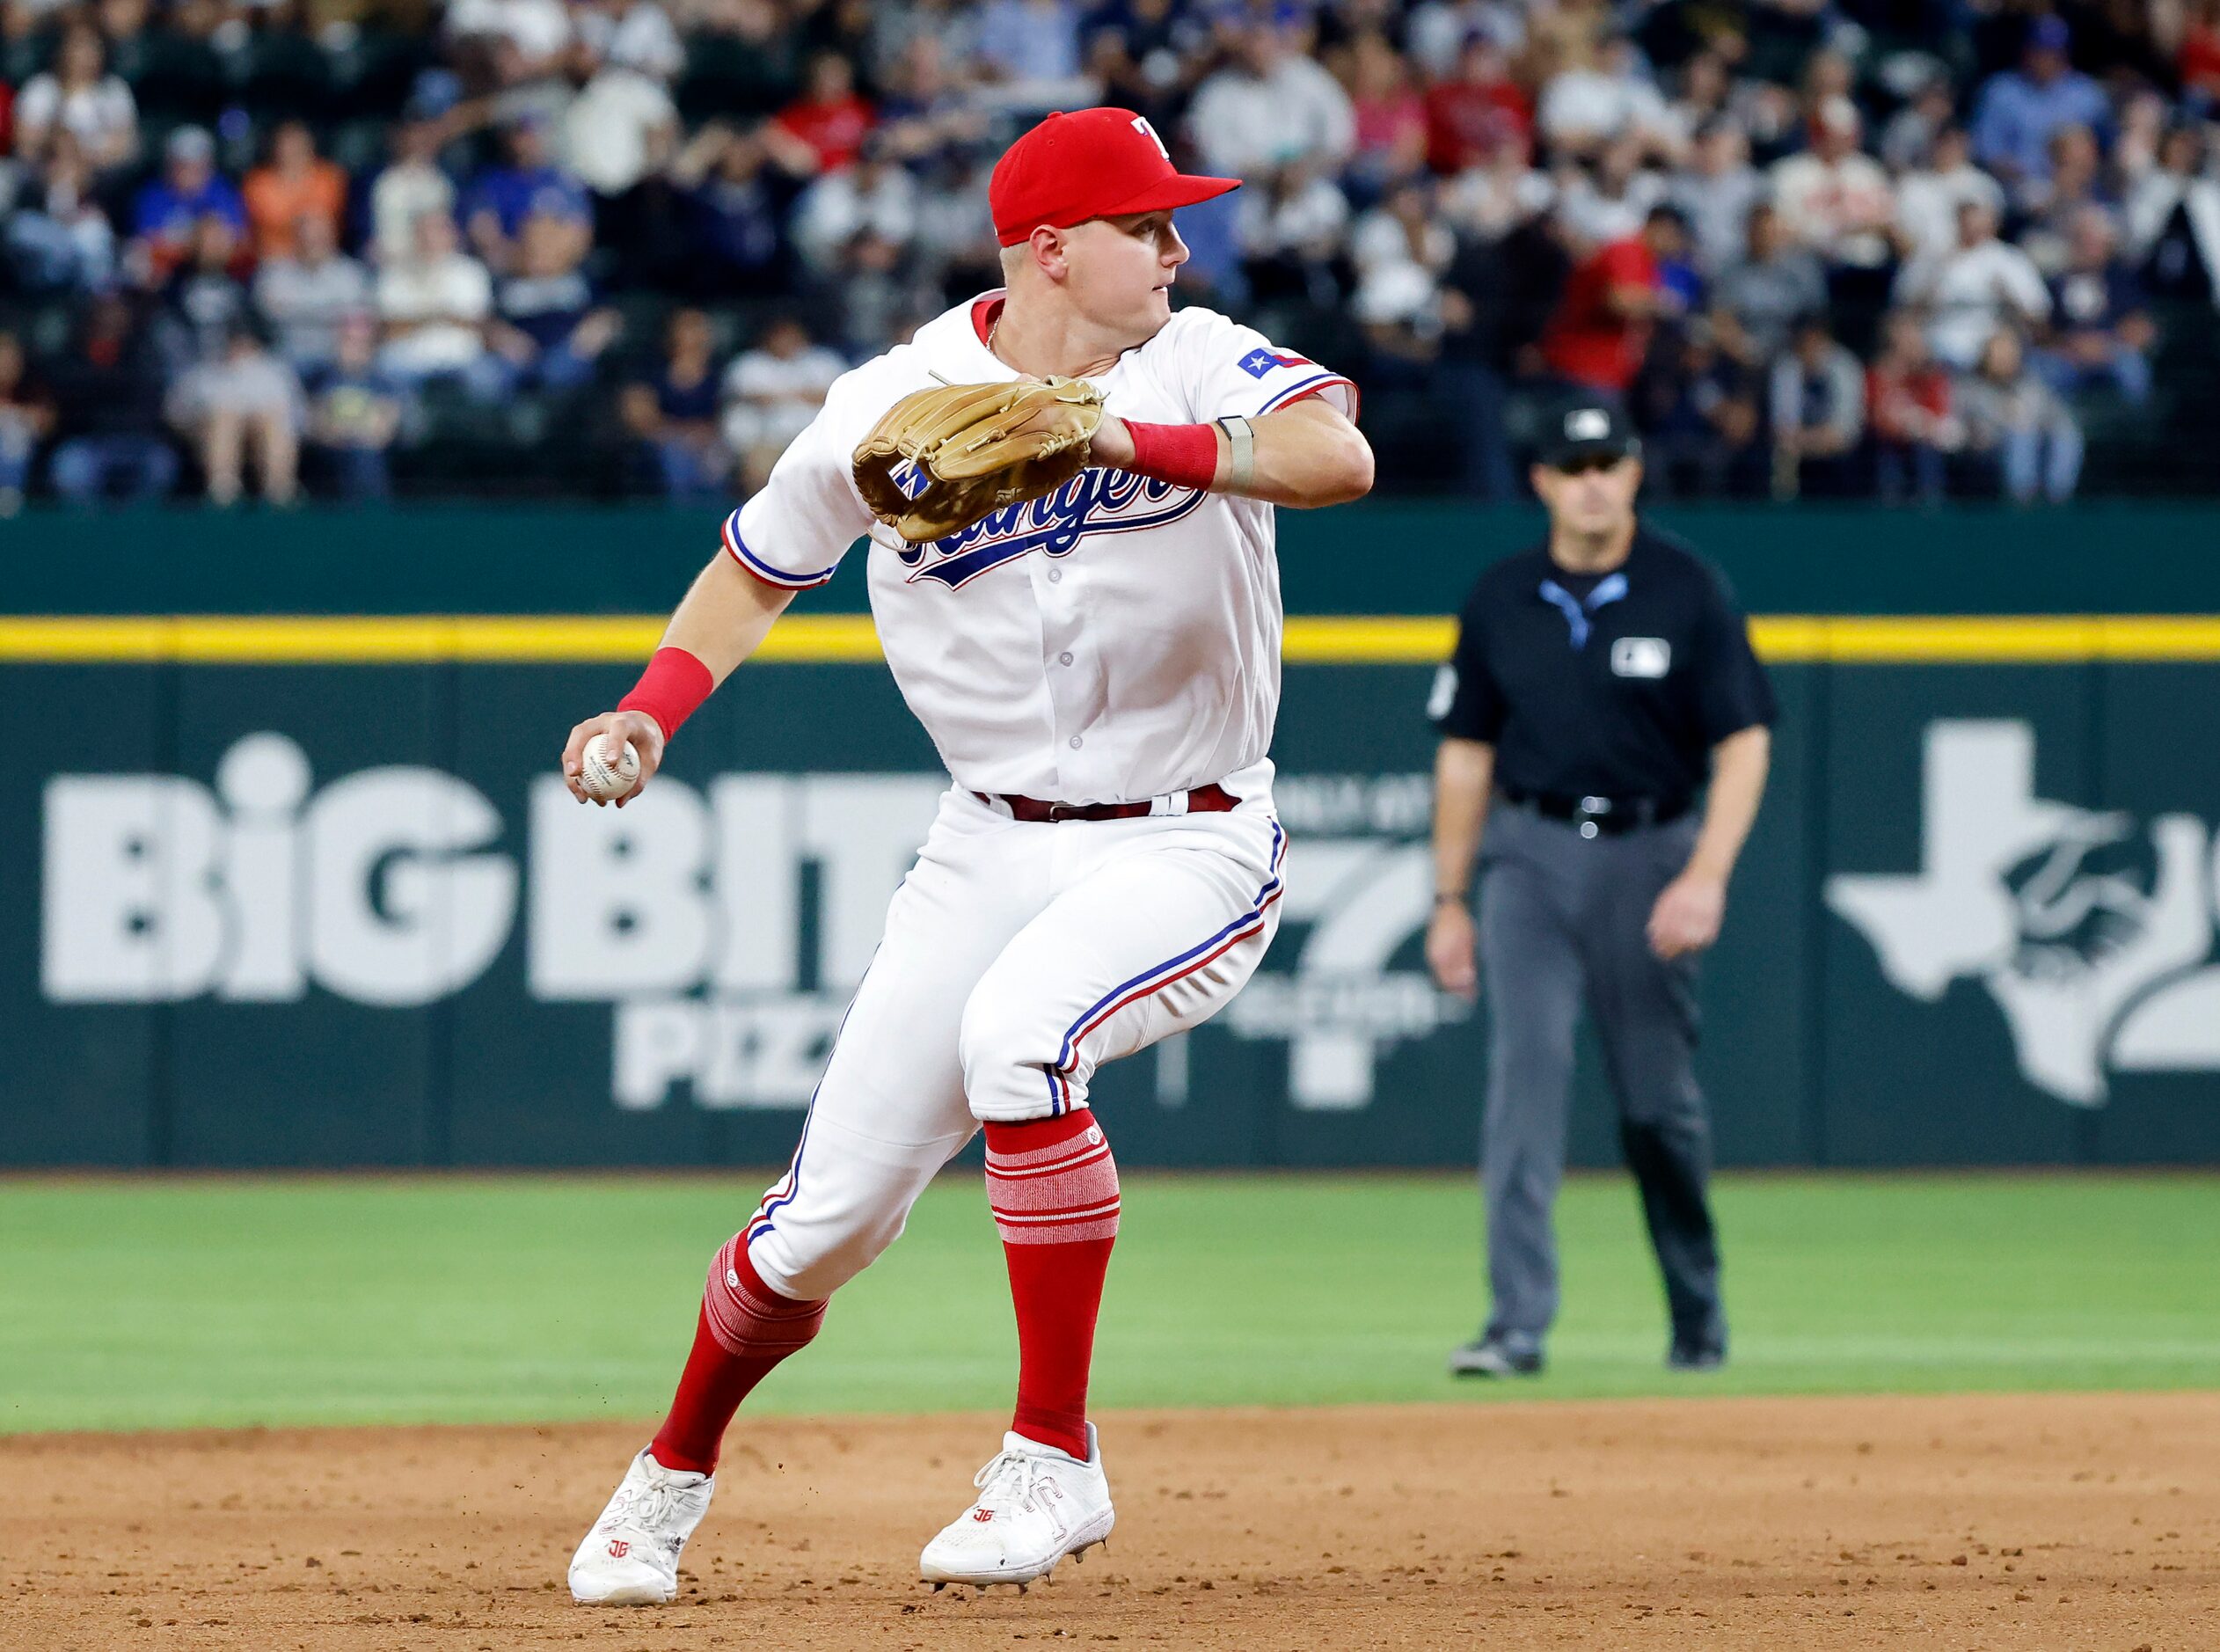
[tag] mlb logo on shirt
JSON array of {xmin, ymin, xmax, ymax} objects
[
  {"xmin": 1238, "ymin": 347, "xmax": 1311, "ymax": 379},
  {"xmin": 1611, "ymin": 636, "xmax": 1672, "ymax": 678}
]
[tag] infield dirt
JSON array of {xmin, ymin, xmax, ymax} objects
[{"xmin": 6, "ymin": 1393, "xmax": 2214, "ymax": 1651}]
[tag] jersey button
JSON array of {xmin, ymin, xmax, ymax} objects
[
  {"xmin": 1069, "ymin": 735, "xmax": 1083, "ymax": 749},
  {"xmin": 1058, "ymin": 652, "xmax": 1073, "ymax": 666},
  {"xmin": 1048, "ymin": 569, "xmax": 1063, "ymax": 583}
]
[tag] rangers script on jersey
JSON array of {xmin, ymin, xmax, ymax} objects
[{"xmin": 720, "ymin": 293, "xmax": 1356, "ymax": 804}]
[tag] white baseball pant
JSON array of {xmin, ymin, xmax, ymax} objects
[{"xmin": 741, "ymin": 777, "xmax": 1286, "ymax": 1301}]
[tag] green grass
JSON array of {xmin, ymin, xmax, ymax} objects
[{"xmin": 1, "ymin": 1172, "xmax": 2214, "ymax": 1435}]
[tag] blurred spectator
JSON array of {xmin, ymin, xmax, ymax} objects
[
  {"xmin": 376, "ymin": 210, "xmax": 503, "ymax": 396},
  {"xmin": 0, "ymin": 330, "xmax": 56, "ymax": 514},
  {"xmin": 369, "ymin": 121, "xmax": 458, "ymax": 269},
  {"xmin": 1712, "ymin": 201, "xmax": 1826, "ymax": 367},
  {"xmin": 570, "ymin": 0, "xmax": 684, "ymax": 84},
  {"xmin": 1897, "ymin": 199, "xmax": 2050, "ymax": 369},
  {"xmin": 1555, "ymin": 135, "xmax": 1665, "ymax": 246},
  {"xmin": 46, "ymin": 293, "xmax": 179, "ymax": 504},
  {"xmin": 1957, "ymin": 327, "xmax": 2083, "ymax": 504},
  {"xmin": 1880, "ymin": 74, "xmax": 1955, "ymax": 174},
  {"xmin": 1239, "ymin": 157, "xmax": 1350, "ymax": 305},
  {"xmin": 561, "ymin": 48, "xmax": 681, "ymax": 198},
  {"xmin": 1421, "ymin": 33, "xmax": 1529, "ymax": 177},
  {"xmin": 11, "ymin": 22, "xmax": 136, "ymax": 174},
  {"xmin": 2039, "ymin": 208, "xmax": 2155, "ymax": 406},
  {"xmin": 1405, "ymin": 0, "xmax": 1527, "ymax": 80},
  {"xmin": 975, "ymin": 0, "xmax": 1086, "ymax": 104},
  {"xmin": 165, "ymin": 321, "xmax": 303, "ymax": 506},
  {"xmin": 791, "ymin": 135, "xmax": 918, "ymax": 274},
  {"xmin": 489, "ymin": 211, "xmax": 622, "ymax": 389},
  {"xmin": 2018, "ymin": 124, "xmax": 2115, "ymax": 270},
  {"xmin": 775, "ymin": 51, "xmax": 876, "ymax": 172},
  {"xmin": 160, "ymin": 216, "xmax": 253, "ymax": 367},
  {"xmin": 254, "ymin": 213, "xmax": 372, "ymax": 372},
  {"xmin": 1437, "ymin": 142, "xmax": 1553, "ymax": 242},
  {"xmin": 878, "ymin": 34, "xmax": 991, "ymax": 168},
  {"xmin": 1866, "ymin": 311, "xmax": 1961, "ymax": 506},
  {"xmin": 243, "ymin": 121, "xmax": 347, "ymax": 265},
  {"xmin": 671, "ymin": 123, "xmax": 796, "ymax": 298},
  {"xmin": 1769, "ymin": 314, "xmax": 1865, "ymax": 499},
  {"xmin": 621, "ymin": 307, "xmax": 725, "ymax": 498},
  {"xmin": 1187, "ymin": 19, "xmax": 1355, "ymax": 178},
  {"xmin": 1970, "ymin": 16, "xmax": 2111, "ymax": 190},
  {"xmin": 832, "ymin": 229, "xmax": 936, "ymax": 354},
  {"xmin": 2125, "ymin": 124, "xmax": 2220, "ymax": 301},
  {"xmin": 1895, "ymin": 125, "xmax": 2007, "ymax": 267},
  {"xmin": 3, "ymin": 130, "xmax": 117, "ymax": 292},
  {"xmin": 1538, "ymin": 204, "xmax": 1683, "ymax": 395},
  {"xmin": 1535, "ymin": 34, "xmax": 1676, "ymax": 161},
  {"xmin": 1769, "ymin": 97, "xmax": 1895, "ymax": 273},
  {"xmin": 1334, "ymin": 30, "xmax": 1421, "ymax": 197},
  {"xmin": 1352, "ymin": 259, "xmax": 1443, "ymax": 380},
  {"xmin": 1353, "ymin": 176, "xmax": 1452, "ymax": 294},
  {"xmin": 464, "ymin": 114, "xmax": 593, "ymax": 274},
  {"xmin": 2180, "ymin": 0, "xmax": 2220, "ymax": 101},
  {"xmin": 721, "ymin": 313, "xmax": 845, "ymax": 491},
  {"xmin": 305, "ymin": 314, "xmax": 403, "ymax": 501},
  {"xmin": 131, "ymin": 127, "xmax": 246, "ymax": 285},
  {"xmin": 443, "ymin": 0, "xmax": 573, "ymax": 89},
  {"xmin": 1669, "ymin": 118, "xmax": 1763, "ymax": 278},
  {"xmin": 1632, "ymin": 319, "xmax": 1760, "ymax": 500}
]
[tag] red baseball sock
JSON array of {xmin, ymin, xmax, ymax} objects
[
  {"xmin": 649, "ymin": 1234, "xmax": 825, "ymax": 1476},
  {"xmin": 983, "ymin": 1108, "xmax": 1121, "ymax": 1460}
]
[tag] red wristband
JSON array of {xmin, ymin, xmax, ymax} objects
[
  {"xmin": 617, "ymin": 647, "xmax": 714, "ymax": 742},
  {"xmin": 1121, "ymin": 420, "xmax": 1221, "ymax": 492}
]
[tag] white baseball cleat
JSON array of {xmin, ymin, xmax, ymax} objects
[
  {"xmin": 919, "ymin": 1423, "xmax": 1115, "ymax": 1590},
  {"xmin": 568, "ymin": 1447, "xmax": 716, "ymax": 1605}
]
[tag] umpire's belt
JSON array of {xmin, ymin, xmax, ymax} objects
[
  {"xmin": 975, "ymin": 783, "xmax": 1240, "ymax": 823},
  {"xmin": 1501, "ymin": 788, "xmax": 1690, "ymax": 836}
]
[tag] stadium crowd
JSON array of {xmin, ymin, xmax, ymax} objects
[{"xmin": 2, "ymin": 0, "xmax": 2217, "ymax": 508}]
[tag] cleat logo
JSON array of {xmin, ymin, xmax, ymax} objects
[
  {"xmin": 607, "ymin": 1539, "xmax": 631, "ymax": 1560},
  {"xmin": 973, "ymin": 1509, "xmax": 994, "ymax": 1523}
]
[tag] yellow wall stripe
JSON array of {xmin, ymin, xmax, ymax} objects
[{"xmin": 3, "ymin": 614, "xmax": 2220, "ymax": 663}]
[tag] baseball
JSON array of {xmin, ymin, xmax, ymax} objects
[{"xmin": 579, "ymin": 731, "xmax": 641, "ymax": 800}]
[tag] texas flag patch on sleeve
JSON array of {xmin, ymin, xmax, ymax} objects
[{"xmin": 1238, "ymin": 347, "xmax": 1312, "ymax": 379}]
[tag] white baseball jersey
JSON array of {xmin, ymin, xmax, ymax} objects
[{"xmin": 722, "ymin": 292, "xmax": 1355, "ymax": 804}]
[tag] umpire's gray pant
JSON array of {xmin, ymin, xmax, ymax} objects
[{"xmin": 1476, "ymin": 800, "xmax": 1724, "ymax": 1347}]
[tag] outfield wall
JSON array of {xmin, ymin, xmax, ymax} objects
[{"xmin": 9, "ymin": 504, "xmax": 2220, "ymax": 1169}]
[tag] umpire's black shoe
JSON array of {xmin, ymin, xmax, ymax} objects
[
  {"xmin": 1448, "ymin": 1332, "xmax": 1545, "ymax": 1378},
  {"xmin": 1666, "ymin": 1337, "xmax": 1727, "ymax": 1372}
]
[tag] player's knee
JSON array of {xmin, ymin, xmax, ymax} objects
[
  {"xmin": 957, "ymin": 984, "xmax": 1060, "ymax": 1122},
  {"xmin": 749, "ymin": 1205, "xmax": 908, "ymax": 1301}
]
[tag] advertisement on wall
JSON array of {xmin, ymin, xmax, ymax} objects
[{"xmin": 12, "ymin": 654, "xmax": 2219, "ymax": 1169}]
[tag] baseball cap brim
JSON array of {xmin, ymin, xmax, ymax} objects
[
  {"xmin": 1541, "ymin": 435, "xmax": 1642, "ymax": 469},
  {"xmin": 1095, "ymin": 172, "xmax": 1243, "ymax": 219}
]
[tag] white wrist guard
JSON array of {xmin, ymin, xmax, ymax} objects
[{"xmin": 1215, "ymin": 414, "xmax": 1256, "ymax": 492}]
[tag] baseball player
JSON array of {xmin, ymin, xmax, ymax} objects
[{"xmin": 559, "ymin": 106, "xmax": 1371, "ymax": 1605}]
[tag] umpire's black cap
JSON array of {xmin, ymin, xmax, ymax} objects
[{"xmin": 1537, "ymin": 400, "xmax": 1642, "ymax": 470}]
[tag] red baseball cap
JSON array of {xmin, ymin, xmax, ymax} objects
[{"xmin": 990, "ymin": 107, "xmax": 1240, "ymax": 248}]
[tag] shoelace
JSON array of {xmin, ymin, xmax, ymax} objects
[
  {"xmin": 970, "ymin": 1448, "xmax": 1055, "ymax": 1516},
  {"xmin": 604, "ymin": 1474, "xmax": 689, "ymax": 1538}
]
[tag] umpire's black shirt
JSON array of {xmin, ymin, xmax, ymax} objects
[{"xmin": 1430, "ymin": 523, "xmax": 1776, "ymax": 804}]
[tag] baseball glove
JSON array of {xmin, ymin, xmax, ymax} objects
[{"xmin": 852, "ymin": 376, "xmax": 1107, "ymax": 544}]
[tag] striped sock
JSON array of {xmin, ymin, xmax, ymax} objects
[
  {"xmin": 984, "ymin": 1107, "xmax": 1121, "ymax": 1459},
  {"xmin": 649, "ymin": 1235, "xmax": 825, "ymax": 1476}
]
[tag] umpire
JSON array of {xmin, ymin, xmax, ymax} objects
[{"xmin": 1424, "ymin": 401, "xmax": 1775, "ymax": 1378}]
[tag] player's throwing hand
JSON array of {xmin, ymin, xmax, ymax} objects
[{"xmin": 560, "ymin": 708, "xmax": 665, "ymax": 807}]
